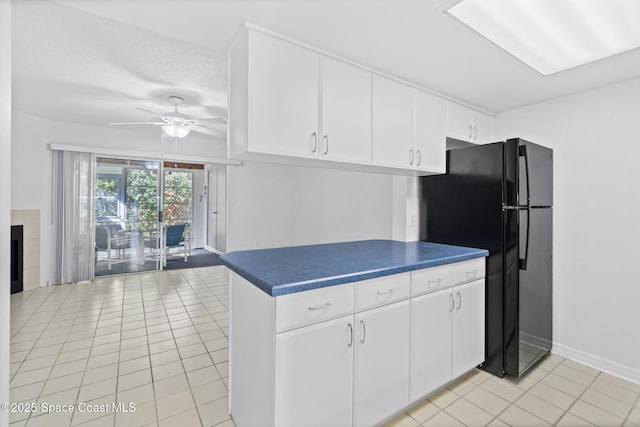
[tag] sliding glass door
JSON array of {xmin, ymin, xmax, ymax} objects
[{"xmin": 95, "ymin": 158, "xmax": 163, "ymax": 276}]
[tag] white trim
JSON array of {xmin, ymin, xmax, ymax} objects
[
  {"xmin": 552, "ymin": 342, "xmax": 640, "ymax": 385},
  {"xmin": 49, "ymin": 143, "xmax": 243, "ymax": 167}
]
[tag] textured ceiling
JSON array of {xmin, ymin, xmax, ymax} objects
[
  {"xmin": 12, "ymin": 0, "xmax": 640, "ymax": 141},
  {"xmin": 12, "ymin": 0, "xmax": 228, "ymax": 142}
]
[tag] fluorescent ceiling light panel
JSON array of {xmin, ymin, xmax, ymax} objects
[{"xmin": 446, "ymin": 0, "xmax": 640, "ymax": 75}]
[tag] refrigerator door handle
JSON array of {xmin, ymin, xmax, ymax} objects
[
  {"xmin": 519, "ymin": 144, "xmax": 531, "ymax": 207},
  {"xmin": 519, "ymin": 207, "xmax": 530, "ymax": 270}
]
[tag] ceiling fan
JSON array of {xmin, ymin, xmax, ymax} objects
[{"xmin": 110, "ymin": 95, "xmax": 226, "ymax": 139}]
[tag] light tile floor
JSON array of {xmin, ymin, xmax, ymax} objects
[
  {"xmin": 9, "ymin": 266, "xmax": 640, "ymax": 426},
  {"xmin": 385, "ymin": 358, "xmax": 640, "ymax": 427},
  {"xmin": 9, "ymin": 266, "xmax": 232, "ymax": 427}
]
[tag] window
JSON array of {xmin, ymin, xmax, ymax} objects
[
  {"xmin": 164, "ymin": 170, "xmax": 193, "ymax": 228},
  {"xmin": 95, "ymin": 176, "xmax": 121, "ymax": 218},
  {"xmin": 125, "ymin": 168, "xmax": 160, "ymax": 231}
]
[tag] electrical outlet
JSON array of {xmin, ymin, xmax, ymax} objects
[{"xmin": 409, "ymin": 213, "xmax": 416, "ymax": 227}]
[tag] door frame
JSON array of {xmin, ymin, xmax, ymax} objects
[{"xmin": 205, "ymin": 166, "xmax": 227, "ymax": 255}]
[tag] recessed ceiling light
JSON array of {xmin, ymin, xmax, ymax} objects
[{"xmin": 445, "ymin": 0, "xmax": 640, "ymax": 76}]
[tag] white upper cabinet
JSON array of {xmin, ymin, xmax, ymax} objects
[
  {"xmin": 371, "ymin": 77, "xmax": 446, "ymax": 173},
  {"xmin": 229, "ymin": 25, "xmax": 489, "ymax": 175},
  {"xmin": 320, "ymin": 56, "xmax": 372, "ymax": 164},
  {"xmin": 372, "ymin": 74, "xmax": 414, "ymax": 168},
  {"xmin": 414, "ymin": 90, "xmax": 447, "ymax": 173},
  {"xmin": 248, "ymin": 31, "xmax": 319, "ymax": 158},
  {"xmin": 229, "ymin": 28, "xmax": 371, "ymax": 165},
  {"xmin": 446, "ymin": 101, "xmax": 495, "ymax": 144},
  {"xmin": 472, "ymin": 110, "xmax": 496, "ymax": 145}
]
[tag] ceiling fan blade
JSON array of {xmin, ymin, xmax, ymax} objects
[
  {"xmin": 198, "ymin": 117, "xmax": 228, "ymax": 124},
  {"xmin": 109, "ymin": 122, "xmax": 164, "ymax": 125},
  {"xmin": 136, "ymin": 107, "xmax": 166, "ymax": 119},
  {"xmin": 192, "ymin": 126, "xmax": 225, "ymax": 137}
]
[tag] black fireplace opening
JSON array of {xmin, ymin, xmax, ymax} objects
[{"xmin": 11, "ymin": 225, "xmax": 23, "ymax": 294}]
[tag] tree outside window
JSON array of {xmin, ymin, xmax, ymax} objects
[
  {"xmin": 96, "ymin": 177, "xmax": 120, "ymax": 219},
  {"xmin": 164, "ymin": 170, "xmax": 193, "ymax": 228}
]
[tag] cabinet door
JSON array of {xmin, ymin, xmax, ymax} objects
[
  {"xmin": 414, "ymin": 90, "xmax": 446, "ymax": 173},
  {"xmin": 409, "ymin": 288, "xmax": 453, "ymax": 401},
  {"xmin": 472, "ymin": 110, "xmax": 495, "ymax": 144},
  {"xmin": 452, "ymin": 279, "xmax": 485, "ymax": 378},
  {"xmin": 250, "ymin": 31, "xmax": 319, "ymax": 158},
  {"xmin": 372, "ymin": 75, "xmax": 413, "ymax": 168},
  {"xmin": 446, "ymin": 101, "xmax": 473, "ymax": 142},
  {"xmin": 354, "ymin": 300, "xmax": 410, "ymax": 427},
  {"xmin": 321, "ymin": 56, "xmax": 372, "ymax": 164},
  {"xmin": 275, "ymin": 315, "xmax": 354, "ymax": 427}
]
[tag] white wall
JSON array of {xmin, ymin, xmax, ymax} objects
[
  {"xmin": 227, "ymin": 161, "xmax": 394, "ymax": 252},
  {"xmin": 11, "ymin": 110, "xmax": 226, "ymax": 284},
  {"xmin": 495, "ymin": 77, "xmax": 640, "ymax": 382},
  {"xmin": 192, "ymin": 169, "xmax": 206, "ymax": 248},
  {"xmin": 1, "ymin": 0, "xmax": 12, "ymax": 421},
  {"xmin": 392, "ymin": 176, "xmax": 420, "ymax": 242}
]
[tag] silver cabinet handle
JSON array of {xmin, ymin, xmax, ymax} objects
[
  {"xmin": 409, "ymin": 149, "xmax": 414, "ymax": 165},
  {"xmin": 473, "ymin": 126, "xmax": 478, "ymax": 140},
  {"xmin": 377, "ymin": 289, "xmax": 394, "ymax": 295},
  {"xmin": 456, "ymin": 292, "xmax": 462, "ymax": 310},
  {"xmin": 428, "ymin": 278, "xmax": 441, "ymax": 288},
  {"xmin": 466, "ymin": 269, "xmax": 477, "ymax": 279},
  {"xmin": 359, "ymin": 320, "xmax": 366, "ymax": 344},
  {"xmin": 468, "ymin": 124, "xmax": 473, "ymax": 139},
  {"xmin": 347, "ymin": 323, "xmax": 353, "ymax": 348},
  {"xmin": 308, "ymin": 302, "xmax": 331, "ymax": 311},
  {"xmin": 416, "ymin": 150, "xmax": 422, "ymax": 166},
  {"xmin": 323, "ymin": 134, "xmax": 329, "ymax": 155},
  {"xmin": 311, "ymin": 132, "xmax": 318, "ymax": 153},
  {"xmin": 449, "ymin": 294, "xmax": 455, "ymax": 311}
]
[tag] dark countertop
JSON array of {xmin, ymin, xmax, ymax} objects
[{"xmin": 220, "ymin": 240, "xmax": 488, "ymax": 296}]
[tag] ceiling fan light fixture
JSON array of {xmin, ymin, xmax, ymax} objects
[{"xmin": 162, "ymin": 124, "xmax": 190, "ymax": 138}]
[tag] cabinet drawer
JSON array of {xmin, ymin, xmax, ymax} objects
[
  {"xmin": 276, "ymin": 284, "xmax": 354, "ymax": 333},
  {"xmin": 411, "ymin": 265, "xmax": 453, "ymax": 296},
  {"xmin": 355, "ymin": 273, "xmax": 410, "ymax": 312},
  {"xmin": 453, "ymin": 258, "xmax": 486, "ymax": 285}
]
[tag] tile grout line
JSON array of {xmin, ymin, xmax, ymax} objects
[
  {"xmin": 549, "ymin": 366, "xmax": 603, "ymax": 426},
  {"xmin": 484, "ymin": 363, "xmax": 552, "ymax": 427},
  {"xmin": 26, "ymin": 284, "xmax": 95, "ymax": 425},
  {"xmin": 9, "ymin": 286, "xmax": 70, "ymax": 384},
  {"xmin": 622, "ymin": 378, "xmax": 640, "ymax": 426},
  {"xmin": 175, "ymin": 269, "xmax": 215, "ymax": 425},
  {"xmin": 156, "ymin": 268, "xmax": 203, "ymax": 426}
]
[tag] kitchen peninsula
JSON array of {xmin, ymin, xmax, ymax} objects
[{"xmin": 221, "ymin": 240, "xmax": 488, "ymax": 427}]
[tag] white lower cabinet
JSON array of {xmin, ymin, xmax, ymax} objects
[
  {"xmin": 354, "ymin": 300, "xmax": 410, "ymax": 427},
  {"xmin": 452, "ymin": 279, "xmax": 485, "ymax": 378},
  {"xmin": 410, "ymin": 288, "xmax": 453, "ymax": 401},
  {"xmin": 409, "ymin": 279, "xmax": 485, "ymax": 402},
  {"xmin": 275, "ymin": 315, "xmax": 354, "ymax": 427},
  {"xmin": 229, "ymin": 259, "xmax": 485, "ymax": 427}
]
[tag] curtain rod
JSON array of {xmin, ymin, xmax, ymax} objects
[{"xmin": 49, "ymin": 143, "xmax": 242, "ymax": 167}]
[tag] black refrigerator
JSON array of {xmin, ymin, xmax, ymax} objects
[{"xmin": 420, "ymin": 138, "xmax": 552, "ymax": 377}]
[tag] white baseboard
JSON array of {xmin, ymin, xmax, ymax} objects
[{"xmin": 552, "ymin": 342, "xmax": 640, "ymax": 385}]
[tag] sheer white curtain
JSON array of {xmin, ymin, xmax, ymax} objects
[{"xmin": 52, "ymin": 150, "xmax": 96, "ymax": 283}]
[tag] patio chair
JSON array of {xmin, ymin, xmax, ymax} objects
[
  {"xmin": 95, "ymin": 224, "xmax": 131, "ymax": 270},
  {"xmin": 144, "ymin": 223, "xmax": 190, "ymax": 266}
]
